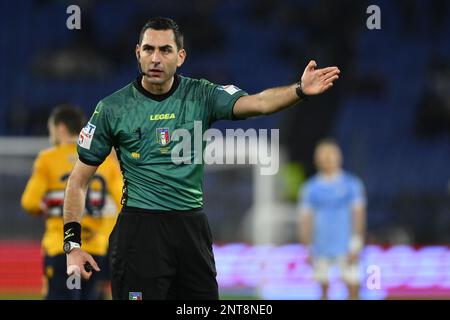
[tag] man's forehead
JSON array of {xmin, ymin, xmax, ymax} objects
[
  {"xmin": 316, "ymin": 144, "xmax": 340, "ymax": 153},
  {"xmin": 141, "ymin": 29, "xmax": 176, "ymax": 46}
]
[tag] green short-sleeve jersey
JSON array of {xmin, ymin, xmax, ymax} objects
[{"xmin": 77, "ymin": 75, "xmax": 248, "ymax": 211}]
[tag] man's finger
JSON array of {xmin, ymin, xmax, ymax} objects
[
  {"xmin": 324, "ymin": 69, "xmax": 340, "ymax": 78},
  {"xmin": 323, "ymin": 75, "xmax": 339, "ymax": 84},
  {"xmin": 318, "ymin": 68, "xmax": 339, "ymax": 79},
  {"xmin": 322, "ymin": 83, "xmax": 333, "ymax": 92},
  {"xmin": 80, "ymin": 268, "xmax": 92, "ymax": 280},
  {"xmin": 321, "ymin": 71, "xmax": 339, "ymax": 83},
  {"xmin": 318, "ymin": 67, "xmax": 340, "ymax": 77},
  {"xmin": 86, "ymin": 256, "xmax": 101, "ymax": 272}
]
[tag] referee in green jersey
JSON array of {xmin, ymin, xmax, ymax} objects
[{"xmin": 63, "ymin": 17, "xmax": 340, "ymax": 300}]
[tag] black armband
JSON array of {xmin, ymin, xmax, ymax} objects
[
  {"xmin": 295, "ymin": 81, "xmax": 309, "ymax": 101},
  {"xmin": 63, "ymin": 222, "xmax": 82, "ymax": 245}
]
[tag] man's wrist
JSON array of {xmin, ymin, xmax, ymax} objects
[
  {"xmin": 64, "ymin": 221, "xmax": 82, "ymax": 246},
  {"xmin": 349, "ymin": 234, "xmax": 363, "ymax": 254},
  {"xmin": 63, "ymin": 241, "xmax": 81, "ymax": 254},
  {"xmin": 295, "ymin": 81, "xmax": 309, "ymax": 101}
]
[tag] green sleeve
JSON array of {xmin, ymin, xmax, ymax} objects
[
  {"xmin": 206, "ymin": 82, "xmax": 248, "ymax": 122},
  {"xmin": 77, "ymin": 101, "xmax": 113, "ymax": 166}
]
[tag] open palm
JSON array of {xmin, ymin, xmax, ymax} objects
[{"xmin": 301, "ymin": 60, "xmax": 340, "ymax": 96}]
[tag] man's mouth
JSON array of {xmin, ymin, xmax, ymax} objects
[{"xmin": 148, "ymin": 69, "xmax": 163, "ymax": 77}]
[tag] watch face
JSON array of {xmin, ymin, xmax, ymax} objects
[{"xmin": 63, "ymin": 242, "xmax": 71, "ymax": 253}]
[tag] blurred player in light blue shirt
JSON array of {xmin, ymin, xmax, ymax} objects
[{"xmin": 298, "ymin": 138, "xmax": 366, "ymax": 299}]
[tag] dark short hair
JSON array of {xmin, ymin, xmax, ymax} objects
[
  {"xmin": 49, "ymin": 104, "xmax": 86, "ymax": 136},
  {"xmin": 138, "ymin": 17, "xmax": 184, "ymax": 50}
]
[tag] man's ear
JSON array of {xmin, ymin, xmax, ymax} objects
[
  {"xmin": 135, "ymin": 44, "xmax": 140, "ymax": 60},
  {"xmin": 177, "ymin": 49, "xmax": 186, "ymax": 67}
]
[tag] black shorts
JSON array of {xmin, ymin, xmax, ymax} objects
[{"xmin": 108, "ymin": 207, "xmax": 218, "ymax": 300}]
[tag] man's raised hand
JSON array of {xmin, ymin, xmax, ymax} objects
[{"xmin": 300, "ymin": 60, "xmax": 340, "ymax": 96}]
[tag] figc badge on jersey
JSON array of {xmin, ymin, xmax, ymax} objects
[{"xmin": 156, "ymin": 128, "xmax": 170, "ymax": 146}]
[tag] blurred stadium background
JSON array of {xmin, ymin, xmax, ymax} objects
[{"xmin": 1, "ymin": 0, "xmax": 450, "ymax": 299}]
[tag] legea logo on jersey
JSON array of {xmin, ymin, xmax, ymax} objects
[
  {"xmin": 149, "ymin": 113, "xmax": 176, "ymax": 121},
  {"xmin": 156, "ymin": 128, "xmax": 170, "ymax": 146}
]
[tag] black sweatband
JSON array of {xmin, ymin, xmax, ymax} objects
[
  {"xmin": 64, "ymin": 222, "xmax": 82, "ymax": 245},
  {"xmin": 295, "ymin": 81, "xmax": 309, "ymax": 101}
]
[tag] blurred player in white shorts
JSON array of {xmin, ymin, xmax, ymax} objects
[{"xmin": 298, "ymin": 138, "xmax": 367, "ymax": 299}]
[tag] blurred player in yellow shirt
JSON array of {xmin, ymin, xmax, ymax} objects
[{"xmin": 21, "ymin": 105, "xmax": 123, "ymax": 300}]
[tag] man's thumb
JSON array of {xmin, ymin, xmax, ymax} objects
[
  {"xmin": 67, "ymin": 264, "xmax": 80, "ymax": 276},
  {"xmin": 307, "ymin": 60, "xmax": 317, "ymax": 70}
]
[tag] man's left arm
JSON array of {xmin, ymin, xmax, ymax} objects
[
  {"xmin": 348, "ymin": 179, "xmax": 367, "ymax": 263},
  {"xmin": 233, "ymin": 60, "xmax": 340, "ymax": 119},
  {"xmin": 351, "ymin": 205, "xmax": 366, "ymax": 248},
  {"xmin": 21, "ymin": 153, "xmax": 49, "ymax": 215}
]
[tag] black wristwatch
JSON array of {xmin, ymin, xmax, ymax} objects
[
  {"xmin": 295, "ymin": 81, "xmax": 309, "ymax": 100},
  {"xmin": 63, "ymin": 241, "xmax": 81, "ymax": 254}
]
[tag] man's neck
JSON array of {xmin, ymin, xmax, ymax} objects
[
  {"xmin": 141, "ymin": 76, "xmax": 174, "ymax": 95},
  {"xmin": 59, "ymin": 137, "xmax": 78, "ymax": 145},
  {"xmin": 319, "ymin": 169, "xmax": 342, "ymax": 180}
]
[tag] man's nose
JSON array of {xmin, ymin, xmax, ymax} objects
[{"xmin": 151, "ymin": 50, "xmax": 162, "ymax": 63}]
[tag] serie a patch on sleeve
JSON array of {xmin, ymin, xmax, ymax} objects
[
  {"xmin": 218, "ymin": 84, "xmax": 240, "ymax": 95},
  {"xmin": 78, "ymin": 122, "xmax": 96, "ymax": 150}
]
